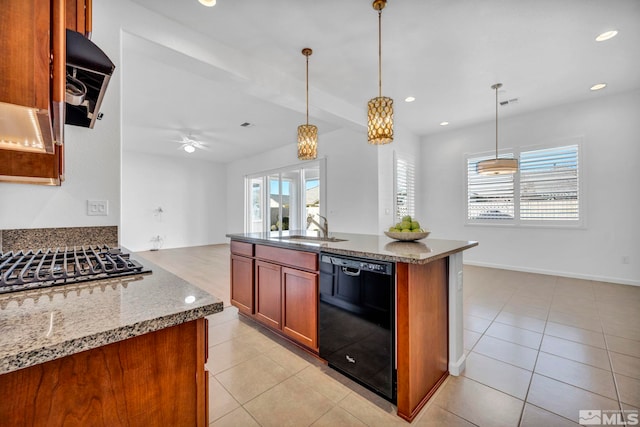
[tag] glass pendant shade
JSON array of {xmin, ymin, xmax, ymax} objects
[
  {"xmin": 477, "ymin": 83, "xmax": 517, "ymax": 175},
  {"xmin": 297, "ymin": 48, "xmax": 317, "ymax": 160},
  {"xmin": 297, "ymin": 124, "xmax": 318, "ymax": 160},
  {"xmin": 367, "ymin": 96, "xmax": 394, "ymax": 144},
  {"xmin": 367, "ymin": 0, "xmax": 393, "ymax": 145}
]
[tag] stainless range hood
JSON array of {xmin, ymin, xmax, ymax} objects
[{"xmin": 65, "ymin": 29, "xmax": 115, "ymax": 128}]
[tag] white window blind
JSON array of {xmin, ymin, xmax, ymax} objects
[
  {"xmin": 520, "ymin": 145, "xmax": 579, "ymax": 221},
  {"xmin": 467, "ymin": 154, "xmax": 515, "ymax": 220},
  {"xmin": 395, "ymin": 152, "xmax": 415, "ymax": 222}
]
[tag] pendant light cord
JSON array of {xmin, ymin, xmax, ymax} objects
[
  {"xmin": 306, "ymin": 54, "xmax": 309, "ymax": 125},
  {"xmin": 378, "ymin": 9, "xmax": 382, "ymax": 98},
  {"xmin": 495, "ymin": 84, "xmax": 499, "ymax": 158}
]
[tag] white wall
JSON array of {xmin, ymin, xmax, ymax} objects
[
  {"xmin": 121, "ymin": 151, "xmax": 227, "ymax": 251},
  {"xmin": 227, "ymin": 127, "xmax": 380, "ymax": 235},
  {"xmin": 420, "ymin": 90, "xmax": 640, "ymax": 285},
  {"xmin": 0, "ymin": 1, "xmax": 123, "ymax": 230}
]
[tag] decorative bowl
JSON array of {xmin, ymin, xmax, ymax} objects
[{"xmin": 384, "ymin": 231, "xmax": 430, "ymax": 241}]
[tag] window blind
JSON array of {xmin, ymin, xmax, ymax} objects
[
  {"xmin": 520, "ymin": 145, "xmax": 579, "ymax": 220},
  {"xmin": 467, "ymin": 154, "xmax": 515, "ymax": 220},
  {"xmin": 395, "ymin": 153, "xmax": 416, "ymax": 222}
]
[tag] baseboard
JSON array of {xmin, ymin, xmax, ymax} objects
[
  {"xmin": 463, "ymin": 260, "xmax": 639, "ymax": 287},
  {"xmin": 449, "ymin": 354, "xmax": 466, "ymax": 376}
]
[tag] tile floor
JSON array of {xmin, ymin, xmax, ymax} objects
[{"xmin": 138, "ymin": 245, "xmax": 640, "ymax": 426}]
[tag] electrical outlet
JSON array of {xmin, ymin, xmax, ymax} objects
[{"xmin": 87, "ymin": 200, "xmax": 109, "ymax": 216}]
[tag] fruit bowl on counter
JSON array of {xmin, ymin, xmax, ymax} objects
[{"xmin": 385, "ymin": 215, "xmax": 430, "ymax": 241}]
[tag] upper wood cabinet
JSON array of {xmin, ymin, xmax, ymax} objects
[
  {"xmin": 66, "ymin": 0, "xmax": 92, "ymax": 38},
  {"xmin": 0, "ymin": 0, "xmax": 91, "ymax": 185}
]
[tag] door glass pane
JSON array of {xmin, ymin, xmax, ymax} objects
[
  {"xmin": 305, "ymin": 169, "xmax": 320, "ymax": 231},
  {"xmin": 281, "ymin": 170, "xmax": 300, "ymax": 231},
  {"xmin": 269, "ymin": 175, "xmax": 281, "ymax": 231},
  {"xmin": 249, "ymin": 178, "xmax": 264, "ymax": 232}
]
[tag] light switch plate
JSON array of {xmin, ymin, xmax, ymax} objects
[{"xmin": 87, "ymin": 200, "xmax": 109, "ymax": 216}]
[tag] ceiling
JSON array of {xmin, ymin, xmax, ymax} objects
[{"xmin": 122, "ymin": 0, "xmax": 640, "ymax": 163}]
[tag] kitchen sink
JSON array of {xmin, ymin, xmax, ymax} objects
[{"xmin": 287, "ymin": 235, "xmax": 347, "ymax": 243}]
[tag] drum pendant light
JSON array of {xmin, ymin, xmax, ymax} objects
[
  {"xmin": 477, "ymin": 83, "xmax": 518, "ymax": 175},
  {"xmin": 367, "ymin": 0, "xmax": 393, "ymax": 144},
  {"xmin": 297, "ymin": 48, "xmax": 318, "ymax": 160}
]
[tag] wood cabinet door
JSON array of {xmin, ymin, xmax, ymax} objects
[
  {"xmin": 254, "ymin": 260, "xmax": 282, "ymax": 329},
  {"xmin": 66, "ymin": 0, "xmax": 92, "ymax": 37},
  {"xmin": 230, "ymin": 255, "xmax": 254, "ymax": 315},
  {"xmin": 282, "ymin": 267, "xmax": 318, "ymax": 350}
]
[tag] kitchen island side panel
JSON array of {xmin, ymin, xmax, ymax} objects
[{"xmin": 396, "ymin": 257, "xmax": 449, "ymax": 422}]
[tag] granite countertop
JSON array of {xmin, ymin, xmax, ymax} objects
[
  {"xmin": 0, "ymin": 252, "xmax": 223, "ymax": 375},
  {"xmin": 226, "ymin": 231, "xmax": 478, "ymax": 264}
]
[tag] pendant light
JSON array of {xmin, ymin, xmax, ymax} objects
[
  {"xmin": 367, "ymin": 0, "xmax": 393, "ymax": 145},
  {"xmin": 477, "ymin": 83, "xmax": 518, "ymax": 175},
  {"xmin": 297, "ymin": 48, "xmax": 318, "ymax": 160}
]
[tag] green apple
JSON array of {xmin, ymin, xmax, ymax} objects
[
  {"xmin": 412, "ymin": 228, "xmax": 424, "ymax": 233},
  {"xmin": 402, "ymin": 215, "xmax": 412, "ymax": 223},
  {"xmin": 410, "ymin": 221, "xmax": 420, "ymax": 230},
  {"xmin": 388, "ymin": 227, "xmax": 398, "ymax": 232}
]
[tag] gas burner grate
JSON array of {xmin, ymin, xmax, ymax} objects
[{"xmin": 0, "ymin": 246, "xmax": 150, "ymax": 294}]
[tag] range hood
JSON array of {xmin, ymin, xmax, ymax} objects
[{"xmin": 65, "ymin": 29, "xmax": 115, "ymax": 128}]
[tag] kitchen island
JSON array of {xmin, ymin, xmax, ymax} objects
[
  {"xmin": 0, "ymin": 252, "xmax": 223, "ymax": 427},
  {"xmin": 227, "ymin": 231, "xmax": 477, "ymax": 422}
]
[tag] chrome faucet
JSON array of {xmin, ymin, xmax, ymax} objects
[{"xmin": 307, "ymin": 214, "xmax": 329, "ymax": 238}]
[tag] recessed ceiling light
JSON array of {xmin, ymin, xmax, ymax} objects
[
  {"xmin": 184, "ymin": 144, "xmax": 196, "ymax": 153},
  {"xmin": 590, "ymin": 83, "xmax": 607, "ymax": 91},
  {"xmin": 440, "ymin": 121, "xmax": 449, "ymax": 126},
  {"xmin": 198, "ymin": 0, "xmax": 216, "ymax": 6},
  {"xmin": 404, "ymin": 96, "xmax": 416, "ymax": 103},
  {"xmin": 595, "ymin": 30, "xmax": 618, "ymax": 42}
]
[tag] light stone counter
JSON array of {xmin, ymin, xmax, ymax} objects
[
  {"xmin": 226, "ymin": 230, "xmax": 478, "ymax": 264},
  {"xmin": 0, "ymin": 253, "xmax": 223, "ymax": 375}
]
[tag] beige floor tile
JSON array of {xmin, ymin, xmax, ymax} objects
[
  {"xmin": 431, "ymin": 376, "xmax": 523, "ymax": 427},
  {"xmin": 462, "ymin": 352, "xmax": 532, "ymax": 399},
  {"xmin": 232, "ymin": 328, "xmax": 281, "ymax": 353},
  {"xmin": 540, "ymin": 335, "xmax": 611, "ymax": 370},
  {"xmin": 215, "ymin": 354, "xmax": 291, "ymax": 404},
  {"xmin": 244, "ymin": 376, "xmax": 335, "ymax": 427},
  {"xmin": 526, "ymin": 374, "xmax": 619, "ymax": 424},
  {"xmin": 606, "ymin": 334, "xmax": 640, "ymax": 358},
  {"xmin": 501, "ymin": 302, "xmax": 549, "ymax": 321},
  {"xmin": 534, "ymin": 352, "xmax": 617, "ymax": 399},
  {"xmin": 310, "ymin": 406, "xmax": 366, "ymax": 427},
  {"xmin": 295, "ymin": 365, "xmax": 352, "ymax": 403},
  {"xmin": 208, "ymin": 317, "xmax": 255, "ymax": 347},
  {"xmin": 208, "ymin": 338, "xmax": 262, "ymax": 374},
  {"xmin": 208, "ymin": 376, "xmax": 240, "ymax": 423},
  {"xmin": 473, "ymin": 335, "xmax": 538, "ymax": 370},
  {"xmin": 493, "ymin": 311, "xmax": 546, "ymax": 333},
  {"xmin": 520, "ymin": 403, "xmax": 580, "ymax": 427},
  {"xmin": 621, "ymin": 404, "xmax": 640, "ymax": 425},
  {"xmin": 547, "ymin": 310, "xmax": 602, "ymax": 332},
  {"xmin": 544, "ymin": 321, "xmax": 606, "ymax": 348},
  {"xmin": 414, "ymin": 404, "xmax": 476, "ymax": 427},
  {"xmin": 263, "ymin": 343, "xmax": 312, "ymax": 374},
  {"xmin": 338, "ymin": 392, "xmax": 405, "ymax": 427},
  {"xmin": 207, "ymin": 306, "xmax": 239, "ymax": 326},
  {"xmin": 616, "ymin": 374, "xmax": 640, "ymax": 407},
  {"xmin": 603, "ymin": 323, "xmax": 640, "ymax": 342},
  {"xmin": 463, "ymin": 329, "xmax": 482, "ymax": 350},
  {"xmin": 484, "ymin": 322, "xmax": 543, "ymax": 349},
  {"xmin": 465, "ymin": 302, "xmax": 502, "ymax": 321},
  {"xmin": 463, "ymin": 315, "xmax": 492, "ymax": 334},
  {"xmin": 211, "ymin": 406, "xmax": 259, "ymax": 427},
  {"xmin": 610, "ymin": 351, "xmax": 640, "ymax": 380}
]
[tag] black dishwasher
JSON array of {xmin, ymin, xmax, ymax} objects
[{"xmin": 319, "ymin": 253, "xmax": 396, "ymax": 402}]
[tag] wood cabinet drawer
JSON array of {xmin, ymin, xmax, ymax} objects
[
  {"xmin": 230, "ymin": 241, "xmax": 254, "ymax": 257},
  {"xmin": 255, "ymin": 245, "xmax": 317, "ymax": 272}
]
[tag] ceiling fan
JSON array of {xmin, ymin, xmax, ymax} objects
[{"xmin": 171, "ymin": 133, "xmax": 211, "ymax": 153}]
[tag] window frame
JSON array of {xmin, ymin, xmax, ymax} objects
[
  {"xmin": 464, "ymin": 138, "xmax": 585, "ymax": 229},
  {"xmin": 394, "ymin": 151, "xmax": 416, "ymax": 224}
]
